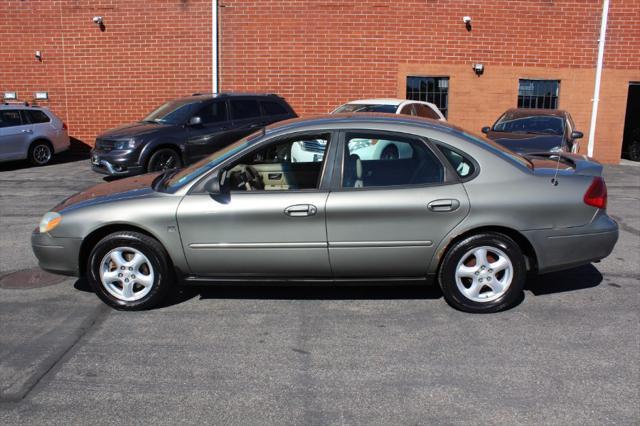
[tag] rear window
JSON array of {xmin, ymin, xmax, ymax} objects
[
  {"xmin": 333, "ymin": 104, "xmax": 398, "ymax": 114},
  {"xmin": 417, "ymin": 104, "xmax": 441, "ymax": 120},
  {"xmin": 261, "ymin": 100, "xmax": 288, "ymax": 116},
  {"xmin": 231, "ymin": 99, "xmax": 261, "ymax": 120},
  {"xmin": 25, "ymin": 110, "xmax": 51, "ymax": 124}
]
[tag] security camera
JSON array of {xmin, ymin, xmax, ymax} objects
[
  {"xmin": 92, "ymin": 16, "xmax": 103, "ymax": 25},
  {"xmin": 462, "ymin": 16, "xmax": 472, "ymax": 24}
]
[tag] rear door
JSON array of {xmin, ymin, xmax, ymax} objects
[
  {"xmin": 0, "ymin": 109, "xmax": 32, "ymax": 160},
  {"xmin": 325, "ymin": 130, "xmax": 470, "ymax": 277},
  {"xmin": 186, "ymin": 100, "xmax": 235, "ymax": 162},
  {"xmin": 177, "ymin": 131, "xmax": 336, "ymax": 277}
]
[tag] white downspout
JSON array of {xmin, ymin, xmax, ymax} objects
[
  {"xmin": 212, "ymin": 0, "xmax": 219, "ymax": 92},
  {"xmin": 587, "ymin": 0, "xmax": 610, "ymax": 157}
]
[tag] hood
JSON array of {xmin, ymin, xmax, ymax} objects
[
  {"xmin": 97, "ymin": 121, "xmax": 173, "ymax": 139},
  {"xmin": 486, "ymin": 131, "xmax": 563, "ymax": 154},
  {"xmin": 53, "ymin": 172, "xmax": 161, "ymax": 212}
]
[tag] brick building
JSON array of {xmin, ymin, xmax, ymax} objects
[{"xmin": 1, "ymin": 0, "xmax": 639, "ymax": 163}]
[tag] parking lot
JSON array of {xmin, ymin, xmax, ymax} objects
[{"xmin": 0, "ymin": 154, "xmax": 638, "ymax": 424}]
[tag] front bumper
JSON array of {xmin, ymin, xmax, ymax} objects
[
  {"xmin": 524, "ymin": 213, "xmax": 619, "ymax": 274},
  {"xmin": 31, "ymin": 231, "xmax": 83, "ymax": 276},
  {"xmin": 90, "ymin": 149, "xmax": 144, "ymax": 176}
]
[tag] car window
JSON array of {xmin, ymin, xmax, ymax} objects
[
  {"xmin": 24, "ymin": 110, "xmax": 51, "ymax": 124},
  {"xmin": 230, "ymin": 99, "xmax": 261, "ymax": 120},
  {"xmin": 416, "ymin": 104, "xmax": 440, "ymax": 120},
  {"xmin": 143, "ymin": 100, "xmax": 195, "ymax": 125},
  {"xmin": 437, "ymin": 145, "xmax": 476, "ymax": 179},
  {"xmin": 226, "ymin": 133, "xmax": 330, "ymax": 191},
  {"xmin": 399, "ymin": 104, "xmax": 416, "ymax": 116},
  {"xmin": 0, "ymin": 110, "xmax": 23, "ymax": 128},
  {"xmin": 333, "ymin": 104, "xmax": 398, "ymax": 114},
  {"xmin": 343, "ymin": 132, "xmax": 444, "ymax": 188},
  {"xmin": 261, "ymin": 100, "xmax": 288, "ymax": 116},
  {"xmin": 197, "ymin": 101, "xmax": 227, "ymax": 124},
  {"xmin": 493, "ymin": 114, "xmax": 564, "ymax": 135}
]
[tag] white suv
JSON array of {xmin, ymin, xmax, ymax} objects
[
  {"xmin": 332, "ymin": 98, "xmax": 446, "ymax": 121},
  {"xmin": 0, "ymin": 104, "xmax": 70, "ymax": 166}
]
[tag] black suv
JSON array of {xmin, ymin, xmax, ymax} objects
[{"xmin": 90, "ymin": 93, "xmax": 296, "ymax": 176}]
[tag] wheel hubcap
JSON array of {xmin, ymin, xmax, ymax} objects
[
  {"xmin": 454, "ymin": 246, "xmax": 513, "ymax": 303},
  {"xmin": 99, "ymin": 247, "xmax": 154, "ymax": 302},
  {"xmin": 33, "ymin": 145, "xmax": 51, "ymax": 164},
  {"xmin": 153, "ymin": 152, "xmax": 177, "ymax": 171}
]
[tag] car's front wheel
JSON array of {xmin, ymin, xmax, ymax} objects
[
  {"xmin": 438, "ymin": 232, "xmax": 526, "ymax": 313},
  {"xmin": 146, "ymin": 148, "xmax": 182, "ymax": 173},
  {"xmin": 87, "ymin": 231, "xmax": 172, "ymax": 310}
]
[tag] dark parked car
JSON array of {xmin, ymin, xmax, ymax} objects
[
  {"xmin": 482, "ymin": 109, "xmax": 583, "ymax": 155},
  {"xmin": 90, "ymin": 93, "xmax": 296, "ymax": 176}
]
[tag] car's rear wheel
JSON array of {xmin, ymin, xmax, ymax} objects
[
  {"xmin": 146, "ymin": 148, "xmax": 182, "ymax": 173},
  {"xmin": 438, "ymin": 232, "xmax": 525, "ymax": 313},
  {"xmin": 28, "ymin": 141, "xmax": 53, "ymax": 166},
  {"xmin": 87, "ymin": 231, "xmax": 172, "ymax": 310}
]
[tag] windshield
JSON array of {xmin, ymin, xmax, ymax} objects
[
  {"xmin": 162, "ymin": 131, "xmax": 263, "ymax": 191},
  {"xmin": 493, "ymin": 114, "xmax": 564, "ymax": 135},
  {"xmin": 143, "ymin": 100, "xmax": 195, "ymax": 125},
  {"xmin": 333, "ymin": 103, "xmax": 398, "ymax": 114}
]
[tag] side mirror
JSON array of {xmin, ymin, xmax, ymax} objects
[
  {"xmin": 188, "ymin": 116, "xmax": 202, "ymax": 126},
  {"xmin": 204, "ymin": 170, "xmax": 227, "ymax": 194},
  {"xmin": 481, "ymin": 126, "xmax": 490, "ymax": 134},
  {"xmin": 571, "ymin": 130, "xmax": 584, "ymax": 139}
]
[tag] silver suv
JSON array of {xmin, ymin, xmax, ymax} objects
[{"xmin": 0, "ymin": 104, "xmax": 70, "ymax": 166}]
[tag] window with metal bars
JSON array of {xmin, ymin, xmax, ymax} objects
[
  {"xmin": 518, "ymin": 79, "xmax": 559, "ymax": 109},
  {"xmin": 406, "ymin": 76, "xmax": 449, "ymax": 118}
]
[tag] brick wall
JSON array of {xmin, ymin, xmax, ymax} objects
[
  {"xmin": 219, "ymin": 0, "xmax": 640, "ymax": 163},
  {"xmin": 1, "ymin": 0, "xmax": 638, "ymax": 162},
  {"xmin": 0, "ymin": 0, "xmax": 213, "ymax": 148}
]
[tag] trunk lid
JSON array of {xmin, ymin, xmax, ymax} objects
[{"xmin": 525, "ymin": 152, "xmax": 603, "ymax": 177}]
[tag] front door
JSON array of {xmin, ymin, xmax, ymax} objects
[
  {"xmin": 186, "ymin": 100, "xmax": 236, "ymax": 162},
  {"xmin": 0, "ymin": 109, "xmax": 32, "ymax": 160},
  {"xmin": 177, "ymin": 131, "xmax": 335, "ymax": 277},
  {"xmin": 325, "ymin": 131, "xmax": 470, "ymax": 277}
]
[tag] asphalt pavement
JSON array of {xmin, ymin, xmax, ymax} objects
[{"xmin": 0, "ymin": 154, "xmax": 638, "ymax": 425}]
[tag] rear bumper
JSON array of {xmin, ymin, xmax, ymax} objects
[
  {"xmin": 524, "ymin": 214, "xmax": 619, "ymax": 274},
  {"xmin": 31, "ymin": 231, "xmax": 82, "ymax": 276}
]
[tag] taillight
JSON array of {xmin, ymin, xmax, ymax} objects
[
  {"xmin": 62, "ymin": 122, "xmax": 68, "ymax": 130},
  {"xmin": 583, "ymin": 176, "xmax": 607, "ymax": 209}
]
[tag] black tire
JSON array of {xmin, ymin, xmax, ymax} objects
[
  {"xmin": 146, "ymin": 147, "xmax": 182, "ymax": 173},
  {"xmin": 28, "ymin": 140, "xmax": 53, "ymax": 166},
  {"xmin": 380, "ymin": 144, "xmax": 399, "ymax": 160},
  {"xmin": 87, "ymin": 231, "xmax": 172, "ymax": 310},
  {"xmin": 438, "ymin": 232, "xmax": 526, "ymax": 313}
]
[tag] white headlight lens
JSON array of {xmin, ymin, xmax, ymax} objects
[
  {"xmin": 114, "ymin": 139, "xmax": 137, "ymax": 150},
  {"xmin": 39, "ymin": 212, "xmax": 62, "ymax": 233}
]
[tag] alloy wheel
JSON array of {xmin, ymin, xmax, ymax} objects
[
  {"xmin": 99, "ymin": 247, "xmax": 155, "ymax": 302},
  {"xmin": 454, "ymin": 245, "xmax": 513, "ymax": 303}
]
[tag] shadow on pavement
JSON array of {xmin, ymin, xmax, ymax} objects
[
  {"xmin": 525, "ymin": 264, "xmax": 603, "ymax": 295},
  {"xmin": 72, "ymin": 263, "xmax": 604, "ymax": 309},
  {"xmin": 0, "ymin": 150, "xmax": 89, "ymax": 172}
]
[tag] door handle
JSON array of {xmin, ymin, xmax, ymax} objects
[
  {"xmin": 284, "ymin": 204, "xmax": 317, "ymax": 217},
  {"xmin": 428, "ymin": 199, "xmax": 460, "ymax": 212},
  {"xmin": 268, "ymin": 173, "xmax": 283, "ymax": 180},
  {"xmin": 21, "ymin": 129, "xmax": 33, "ymax": 134}
]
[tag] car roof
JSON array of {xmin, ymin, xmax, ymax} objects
[
  {"xmin": 503, "ymin": 108, "xmax": 567, "ymax": 118},
  {"xmin": 179, "ymin": 92, "xmax": 284, "ymax": 103},
  {"xmin": 264, "ymin": 112, "xmax": 464, "ymax": 139},
  {"xmin": 346, "ymin": 98, "xmax": 404, "ymax": 106},
  {"xmin": 0, "ymin": 103, "xmax": 47, "ymax": 110}
]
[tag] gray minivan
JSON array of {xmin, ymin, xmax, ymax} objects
[{"xmin": 0, "ymin": 104, "xmax": 70, "ymax": 166}]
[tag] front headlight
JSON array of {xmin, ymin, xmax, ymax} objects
[
  {"xmin": 113, "ymin": 138, "xmax": 138, "ymax": 150},
  {"xmin": 39, "ymin": 212, "xmax": 62, "ymax": 233}
]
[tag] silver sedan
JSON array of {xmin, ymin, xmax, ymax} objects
[{"xmin": 32, "ymin": 114, "xmax": 618, "ymax": 313}]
